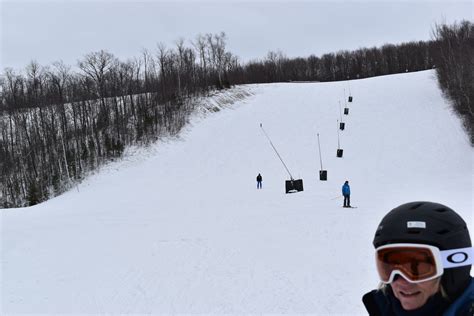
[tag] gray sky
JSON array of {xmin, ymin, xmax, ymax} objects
[{"xmin": 1, "ymin": 0, "xmax": 472, "ymax": 71}]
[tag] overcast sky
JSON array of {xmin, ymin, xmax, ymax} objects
[{"xmin": 1, "ymin": 0, "xmax": 472, "ymax": 71}]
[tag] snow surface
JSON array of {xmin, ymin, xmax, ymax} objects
[{"xmin": 1, "ymin": 70, "xmax": 473, "ymax": 314}]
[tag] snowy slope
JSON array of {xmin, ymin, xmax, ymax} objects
[{"xmin": 2, "ymin": 70, "xmax": 472, "ymax": 314}]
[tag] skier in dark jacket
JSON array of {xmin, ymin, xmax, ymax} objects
[
  {"xmin": 256, "ymin": 173, "xmax": 262, "ymax": 189},
  {"xmin": 363, "ymin": 201, "xmax": 474, "ymax": 316},
  {"xmin": 342, "ymin": 181, "xmax": 351, "ymax": 207}
]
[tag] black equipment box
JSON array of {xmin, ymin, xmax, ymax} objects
[
  {"xmin": 319, "ymin": 170, "xmax": 327, "ymax": 181},
  {"xmin": 285, "ymin": 179, "xmax": 304, "ymax": 193}
]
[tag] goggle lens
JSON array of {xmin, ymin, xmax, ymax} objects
[{"xmin": 376, "ymin": 246, "xmax": 439, "ymax": 283}]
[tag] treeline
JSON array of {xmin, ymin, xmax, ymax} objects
[
  {"xmin": 431, "ymin": 21, "xmax": 473, "ymax": 144},
  {"xmin": 0, "ymin": 32, "xmax": 236, "ymax": 207},
  {"xmin": 233, "ymin": 40, "xmax": 435, "ymax": 84},
  {"xmin": 1, "ymin": 22, "xmax": 470, "ymax": 208}
]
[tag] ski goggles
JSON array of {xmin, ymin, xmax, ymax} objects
[{"xmin": 375, "ymin": 243, "xmax": 473, "ymax": 284}]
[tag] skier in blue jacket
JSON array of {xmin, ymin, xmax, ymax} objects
[
  {"xmin": 342, "ymin": 180, "xmax": 351, "ymax": 207},
  {"xmin": 363, "ymin": 202, "xmax": 473, "ymax": 315}
]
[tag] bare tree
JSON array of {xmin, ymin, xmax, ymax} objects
[
  {"xmin": 432, "ymin": 21, "xmax": 474, "ymax": 144},
  {"xmin": 78, "ymin": 50, "xmax": 118, "ymax": 107}
]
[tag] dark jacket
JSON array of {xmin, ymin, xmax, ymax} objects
[
  {"xmin": 444, "ymin": 279, "xmax": 474, "ymax": 316},
  {"xmin": 362, "ymin": 278, "xmax": 474, "ymax": 316},
  {"xmin": 256, "ymin": 174, "xmax": 262, "ymax": 182}
]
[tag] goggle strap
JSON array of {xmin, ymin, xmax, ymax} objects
[{"xmin": 441, "ymin": 247, "xmax": 473, "ymax": 268}]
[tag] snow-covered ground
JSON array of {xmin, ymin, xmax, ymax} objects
[{"xmin": 2, "ymin": 70, "xmax": 472, "ymax": 314}]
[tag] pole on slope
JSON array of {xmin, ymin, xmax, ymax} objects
[
  {"xmin": 317, "ymin": 133, "xmax": 323, "ymax": 170},
  {"xmin": 338, "ymin": 99, "xmax": 346, "ymax": 130},
  {"xmin": 342, "ymin": 94, "xmax": 349, "ymax": 116},
  {"xmin": 337, "ymin": 121, "xmax": 344, "ymax": 158},
  {"xmin": 317, "ymin": 133, "xmax": 327, "ymax": 181},
  {"xmin": 339, "ymin": 101, "xmax": 343, "ymax": 122},
  {"xmin": 337, "ymin": 121, "xmax": 340, "ymax": 149},
  {"xmin": 348, "ymin": 82, "xmax": 353, "ymax": 102},
  {"xmin": 260, "ymin": 124, "xmax": 303, "ymax": 193},
  {"xmin": 260, "ymin": 123, "xmax": 293, "ymax": 180}
]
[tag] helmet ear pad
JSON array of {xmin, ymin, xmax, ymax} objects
[{"xmin": 373, "ymin": 201, "xmax": 472, "ymax": 299}]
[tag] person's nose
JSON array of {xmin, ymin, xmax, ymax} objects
[{"xmin": 393, "ymin": 273, "xmax": 411, "ymax": 285}]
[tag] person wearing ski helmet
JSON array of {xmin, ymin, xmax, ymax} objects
[{"xmin": 363, "ymin": 201, "xmax": 474, "ymax": 315}]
